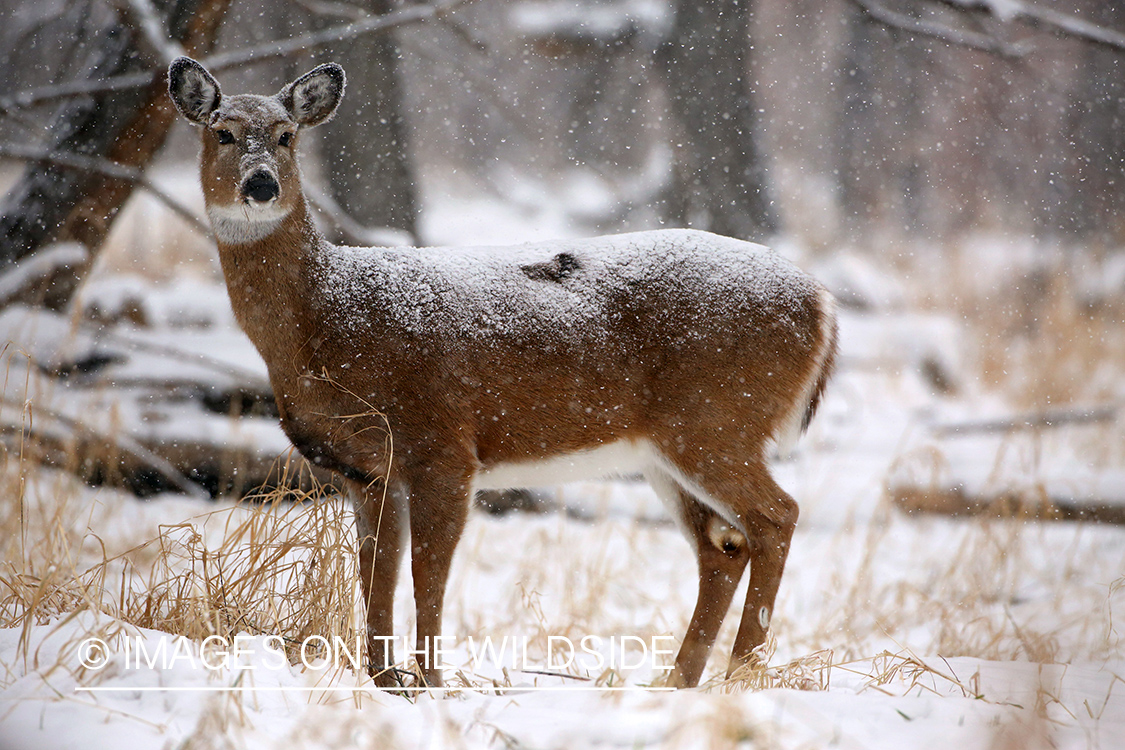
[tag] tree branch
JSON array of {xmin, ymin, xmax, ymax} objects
[
  {"xmin": 291, "ymin": 0, "xmax": 368, "ymax": 22},
  {"xmin": 852, "ymin": 0, "xmax": 1125, "ymax": 56},
  {"xmin": 0, "ymin": 0, "xmax": 468, "ymax": 116},
  {"xmin": 0, "ymin": 72, "xmax": 155, "ymax": 116},
  {"xmin": 0, "ymin": 142, "xmax": 211, "ymax": 238},
  {"xmin": 938, "ymin": 0, "xmax": 1125, "ymax": 51},
  {"xmin": 305, "ymin": 181, "xmax": 415, "ymax": 248},
  {"xmin": 203, "ymin": 0, "xmax": 468, "ymax": 71},
  {"xmin": 848, "ymin": 0, "xmax": 1026, "ymax": 56}
]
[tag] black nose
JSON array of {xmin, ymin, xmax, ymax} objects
[{"xmin": 242, "ymin": 170, "xmax": 279, "ymax": 202}]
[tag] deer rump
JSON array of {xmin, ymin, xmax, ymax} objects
[{"xmin": 306, "ymin": 228, "xmax": 830, "ymax": 479}]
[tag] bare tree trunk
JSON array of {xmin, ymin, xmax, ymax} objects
[
  {"xmin": 657, "ymin": 0, "xmax": 777, "ymax": 241},
  {"xmin": 317, "ymin": 0, "xmax": 418, "ymax": 240},
  {"xmin": 836, "ymin": 3, "xmax": 931, "ymax": 237},
  {"xmin": 0, "ymin": 0, "xmax": 231, "ymax": 309},
  {"xmin": 836, "ymin": 6, "xmax": 880, "ymax": 229},
  {"xmin": 1061, "ymin": 2, "xmax": 1125, "ymax": 242}
]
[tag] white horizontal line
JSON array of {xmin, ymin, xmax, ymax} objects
[{"xmin": 75, "ymin": 685, "xmax": 674, "ymax": 693}]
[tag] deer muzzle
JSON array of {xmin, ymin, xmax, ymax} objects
[{"xmin": 241, "ymin": 169, "xmax": 280, "ymax": 204}]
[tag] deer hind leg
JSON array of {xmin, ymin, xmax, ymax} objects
[
  {"xmin": 646, "ymin": 468, "xmax": 749, "ymax": 688},
  {"xmin": 659, "ymin": 456, "xmax": 799, "ymax": 681},
  {"xmin": 726, "ymin": 472, "xmax": 798, "ymax": 679},
  {"xmin": 404, "ymin": 465, "xmax": 474, "ymax": 688},
  {"xmin": 350, "ymin": 478, "xmax": 405, "ymax": 688}
]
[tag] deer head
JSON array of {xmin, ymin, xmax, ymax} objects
[{"xmin": 168, "ymin": 57, "xmax": 345, "ymax": 244}]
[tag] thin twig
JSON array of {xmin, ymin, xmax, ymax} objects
[
  {"xmin": 0, "ymin": 142, "xmax": 212, "ymax": 239},
  {"xmin": 848, "ymin": 0, "xmax": 1025, "ymax": 56},
  {"xmin": 305, "ymin": 181, "xmax": 415, "ymax": 247},
  {"xmin": 291, "ymin": 0, "xmax": 368, "ymax": 22}
]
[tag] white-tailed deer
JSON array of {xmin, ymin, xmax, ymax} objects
[{"xmin": 168, "ymin": 57, "xmax": 838, "ymax": 689}]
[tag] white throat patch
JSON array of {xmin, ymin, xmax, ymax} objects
[{"xmin": 208, "ymin": 202, "xmax": 290, "ymax": 245}]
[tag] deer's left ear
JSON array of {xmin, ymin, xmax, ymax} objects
[{"xmin": 278, "ymin": 63, "xmax": 346, "ymax": 127}]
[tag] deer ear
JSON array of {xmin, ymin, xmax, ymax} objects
[
  {"xmin": 278, "ymin": 63, "xmax": 345, "ymax": 127},
  {"xmin": 168, "ymin": 57, "xmax": 222, "ymax": 125}
]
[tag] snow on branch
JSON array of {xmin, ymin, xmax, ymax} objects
[
  {"xmin": 0, "ymin": 243, "xmax": 88, "ymax": 308},
  {"xmin": 0, "ymin": 0, "xmax": 468, "ymax": 116},
  {"xmin": 0, "ymin": 142, "xmax": 211, "ymax": 238},
  {"xmin": 1, "ymin": 391, "xmax": 212, "ymax": 501},
  {"xmin": 937, "ymin": 0, "xmax": 1125, "ymax": 51},
  {"xmin": 847, "ymin": 0, "xmax": 1026, "ymax": 56},
  {"xmin": 852, "ymin": 0, "xmax": 1125, "ymax": 55}
]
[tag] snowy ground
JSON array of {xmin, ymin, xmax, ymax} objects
[{"xmin": 1, "ymin": 178, "xmax": 1124, "ymax": 749}]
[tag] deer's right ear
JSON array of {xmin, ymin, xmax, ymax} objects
[{"xmin": 168, "ymin": 57, "xmax": 222, "ymax": 125}]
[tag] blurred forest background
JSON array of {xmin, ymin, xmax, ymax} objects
[{"xmin": 0, "ymin": 0, "xmax": 1122, "ymax": 498}]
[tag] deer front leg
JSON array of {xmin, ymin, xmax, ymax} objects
[
  {"xmin": 406, "ymin": 467, "xmax": 473, "ymax": 688},
  {"xmin": 351, "ymin": 479, "xmax": 405, "ymax": 688},
  {"xmin": 727, "ymin": 478, "xmax": 798, "ymax": 678}
]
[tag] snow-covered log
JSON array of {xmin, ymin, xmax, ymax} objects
[{"xmin": 0, "ymin": 300, "xmax": 332, "ymax": 499}]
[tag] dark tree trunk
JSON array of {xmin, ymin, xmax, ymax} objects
[
  {"xmin": 0, "ymin": 0, "xmax": 231, "ymax": 309},
  {"xmin": 836, "ymin": 7, "xmax": 881, "ymax": 229},
  {"xmin": 1059, "ymin": 3, "xmax": 1125, "ymax": 242},
  {"xmin": 657, "ymin": 0, "xmax": 777, "ymax": 241},
  {"xmin": 835, "ymin": 4, "xmax": 931, "ymax": 237},
  {"xmin": 317, "ymin": 0, "xmax": 418, "ymax": 240}
]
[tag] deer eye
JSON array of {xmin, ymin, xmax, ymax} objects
[
  {"xmin": 215, "ymin": 129, "xmax": 235, "ymax": 145},
  {"xmin": 278, "ymin": 131, "xmax": 294, "ymax": 147}
]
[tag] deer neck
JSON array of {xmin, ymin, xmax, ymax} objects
[{"xmin": 210, "ymin": 194, "xmax": 323, "ymax": 377}]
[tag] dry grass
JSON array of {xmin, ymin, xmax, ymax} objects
[
  {"xmin": 903, "ymin": 238, "xmax": 1125, "ymax": 412},
  {"xmin": 0, "ymin": 439, "xmax": 364, "ymax": 667},
  {"xmin": 973, "ymin": 273, "xmax": 1124, "ymax": 410},
  {"xmin": 127, "ymin": 481, "xmax": 359, "ymax": 656},
  {"xmin": 806, "ymin": 501, "xmax": 1121, "ymax": 665}
]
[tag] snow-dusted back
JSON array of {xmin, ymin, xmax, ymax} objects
[{"xmin": 312, "ymin": 228, "xmax": 820, "ymax": 348}]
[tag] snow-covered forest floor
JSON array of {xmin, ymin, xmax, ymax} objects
[{"xmin": 1, "ymin": 172, "xmax": 1124, "ymax": 749}]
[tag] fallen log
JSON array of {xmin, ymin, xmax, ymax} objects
[{"xmin": 892, "ymin": 484, "xmax": 1125, "ymax": 525}]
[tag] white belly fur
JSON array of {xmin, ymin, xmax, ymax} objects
[
  {"xmin": 473, "ymin": 439, "xmax": 657, "ymax": 490},
  {"xmin": 473, "ymin": 438, "xmax": 746, "ymax": 541}
]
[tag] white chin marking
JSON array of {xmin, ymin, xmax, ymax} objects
[{"xmin": 208, "ymin": 202, "xmax": 289, "ymax": 245}]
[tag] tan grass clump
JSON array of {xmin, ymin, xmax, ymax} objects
[
  {"xmin": 126, "ymin": 478, "xmax": 360, "ymax": 657},
  {"xmin": 0, "ymin": 445, "xmax": 365, "ymax": 668}
]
